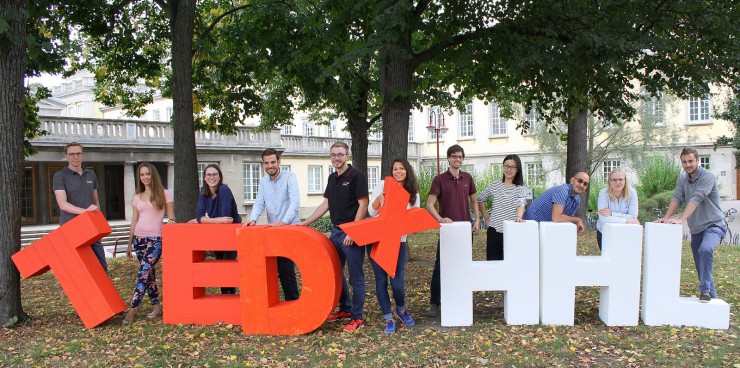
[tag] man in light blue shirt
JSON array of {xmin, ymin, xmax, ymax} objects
[
  {"xmin": 245, "ymin": 148, "xmax": 300, "ymax": 300},
  {"xmin": 523, "ymin": 171, "xmax": 589, "ymax": 234}
]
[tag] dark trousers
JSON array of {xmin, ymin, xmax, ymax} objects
[
  {"xmin": 277, "ymin": 257, "xmax": 300, "ymax": 300},
  {"xmin": 596, "ymin": 230, "xmax": 603, "ymax": 251},
  {"xmin": 91, "ymin": 240, "xmax": 108, "ymax": 272},
  {"xmin": 215, "ymin": 251, "xmax": 237, "ymax": 294},
  {"xmin": 430, "ymin": 240, "xmax": 441, "ymax": 306},
  {"xmin": 486, "ymin": 227, "xmax": 504, "ymax": 261}
]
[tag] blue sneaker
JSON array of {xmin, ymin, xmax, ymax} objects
[
  {"xmin": 383, "ymin": 319, "xmax": 396, "ymax": 334},
  {"xmin": 395, "ymin": 308, "xmax": 415, "ymax": 326}
]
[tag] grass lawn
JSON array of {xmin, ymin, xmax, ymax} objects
[{"xmin": 2, "ymin": 229, "xmax": 738, "ymax": 367}]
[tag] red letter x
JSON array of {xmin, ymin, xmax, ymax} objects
[{"xmin": 340, "ymin": 177, "xmax": 439, "ymax": 277}]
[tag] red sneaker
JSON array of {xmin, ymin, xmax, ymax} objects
[
  {"xmin": 326, "ymin": 311, "xmax": 351, "ymax": 322},
  {"xmin": 343, "ymin": 319, "xmax": 365, "ymax": 332}
]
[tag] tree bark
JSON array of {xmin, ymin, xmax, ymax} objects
[
  {"xmin": 346, "ymin": 117, "xmax": 370, "ymax": 176},
  {"xmin": 169, "ymin": 0, "xmax": 199, "ymax": 222},
  {"xmin": 0, "ymin": 0, "xmax": 29, "ymax": 326},
  {"xmin": 379, "ymin": 34, "xmax": 414, "ymax": 176},
  {"xmin": 567, "ymin": 108, "xmax": 589, "ymax": 217}
]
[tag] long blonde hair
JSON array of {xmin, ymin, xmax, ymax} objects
[
  {"xmin": 136, "ymin": 162, "xmax": 166, "ymax": 210},
  {"xmin": 607, "ymin": 168, "xmax": 631, "ymax": 202}
]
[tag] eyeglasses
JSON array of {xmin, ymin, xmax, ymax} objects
[
  {"xmin": 449, "ymin": 154, "xmax": 464, "ymax": 159},
  {"xmin": 66, "ymin": 152, "xmax": 83, "ymax": 157},
  {"xmin": 205, "ymin": 173, "xmax": 220, "ymax": 178},
  {"xmin": 504, "ymin": 164, "xmax": 518, "ymax": 171},
  {"xmin": 574, "ymin": 177, "xmax": 589, "ymax": 186},
  {"xmin": 330, "ymin": 153, "xmax": 347, "ymax": 158}
]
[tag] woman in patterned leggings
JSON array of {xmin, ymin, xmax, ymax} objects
[{"xmin": 123, "ymin": 162, "xmax": 174, "ymax": 324}]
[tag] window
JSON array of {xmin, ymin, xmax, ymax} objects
[
  {"xmin": 700, "ymin": 156, "xmax": 710, "ymax": 169},
  {"xmin": 526, "ymin": 162, "xmax": 544, "ymax": 186},
  {"xmin": 688, "ymin": 96, "xmax": 711, "ymax": 123},
  {"xmin": 328, "ymin": 166, "xmax": 336, "ymax": 175},
  {"xmin": 371, "ymin": 120, "xmax": 382, "ymax": 140},
  {"xmin": 459, "ymin": 103, "xmax": 474, "ymax": 138},
  {"xmin": 327, "ymin": 122, "xmax": 336, "ymax": 137},
  {"xmin": 642, "ymin": 93, "xmax": 665, "ymax": 126},
  {"xmin": 281, "ymin": 125, "xmax": 293, "ymax": 135},
  {"xmin": 368, "ymin": 166, "xmax": 380, "ymax": 189},
  {"xmin": 408, "ymin": 116, "xmax": 415, "ymax": 142},
  {"xmin": 21, "ymin": 167, "xmax": 37, "ymax": 225},
  {"xmin": 303, "ymin": 122, "xmax": 315, "ymax": 136},
  {"xmin": 490, "ymin": 103, "xmax": 507, "ymax": 136},
  {"xmin": 243, "ymin": 163, "xmax": 261, "ymax": 201},
  {"xmin": 525, "ymin": 109, "xmax": 539, "ymax": 133},
  {"xmin": 281, "ymin": 165, "xmax": 291, "ymax": 172},
  {"xmin": 165, "ymin": 107, "xmax": 173, "ymax": 121},
  {"xmin": 152, "ymin": 109, "xmax": 161, "ymax": 121},
  {"xmin": 602, "ymin": 160, "xmax": 621, "ymax": 181},
  {"xmin": 461, "ymin": 164, "xmax": 474, "ymax": 173},
  {"xmin": 308, "ymin": 166, "xmax": 323, "ymax": 193}
]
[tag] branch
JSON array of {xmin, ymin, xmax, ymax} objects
[
  {"xmin": 412, "ymin": 26, "xmax": 499, "ymax": 69},
  {"xmin": 369, "ymin": 113, "xmax": 383, "ymax": 126},
  {"xmin": 198, "ymin": 3, "xmax": 255, "ymax": 41}
]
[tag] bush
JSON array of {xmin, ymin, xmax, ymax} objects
[
  {"xmin": 306, "ymin": 216, "xmax": 333, "ymax": 233},
  {"xmin": 587, "ymin": 175, "xmax": 606, "ymax": 211},
  {"xmin": 636, "ymin": 155, "xmax": 681, "ymax": 199},
  {"xmin": 638, "ymin": 190, "xmax": 676, "ymax": 223},
  {"xmin": 417, "ymin": 166, "xmax": 437, "ymax": 209}
]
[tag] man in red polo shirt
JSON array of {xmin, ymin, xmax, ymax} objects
[{"xmin": 424, "ymin": 144, "xmax": 480, "ymax": 317}]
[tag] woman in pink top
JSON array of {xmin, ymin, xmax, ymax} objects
[{"xmin": 123, "ymin": 163, "xmax": 174, "ymax": 324}]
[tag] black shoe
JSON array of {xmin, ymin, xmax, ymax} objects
[
  {"xmin": 424, "ymin": 304, "xmax": 440, "ymax": 317},
  {"xmin": 699, "ymin": 292, "xmax": 711, "ymax": 303}
]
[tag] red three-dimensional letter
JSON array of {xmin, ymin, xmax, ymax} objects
[
  {"xmin": 162, "ymin": 224, "xmax": 242, "ymax": 325},
  {"xmin": 341, "ymin": 177, "xmax": 440, "ymax": 277},
  {"xmin": 238, "ymin": 225, "xmax": 341, "ymax": 335},
  {"xmin": 11, "ymin": 211, "xmax": 126, "ymax": 329}
]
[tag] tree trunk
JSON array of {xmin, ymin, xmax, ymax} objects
[
  {"xmin": 567, "ymin": 108, "xmax": 589, "ymax": 217},
  {"xmin": 379, "ymin": 37, "xmax": 414, "ymax": 176},
  {"xmin": 346, "ymin": 117, "xmax": 370, "ymax": 176},
  {"xmin": 169, "ymin": 0, "xmax": 199, "ymax": 222},
  {"xmin": 0, "ymin": 0, "xmax": 29, "ymax": 326}
]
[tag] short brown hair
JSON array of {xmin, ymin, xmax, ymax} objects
[
  {"xmin": 64, "ymin": 142, "xmax": 83, "ymax": 154},
  {"xmin": 261, "ymin": 148, "xmax": 281, "ymax": 160},
  {"xmin": 330, "ymin": 141, "xmax": 349, "ymax": 154},
  {"xmin": 680, "ymin": 147, "xmax": 699, "ymax": 159}
]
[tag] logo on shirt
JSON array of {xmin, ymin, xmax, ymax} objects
[
  {"xmin": 87, "ymin": 181, "xmax": 94, "ymax": 184},
  {"xmin": 342, "ymin": 181, "xmax": 350, "ymax": 187}
]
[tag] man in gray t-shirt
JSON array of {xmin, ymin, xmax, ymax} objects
[
  {"xmin": 657, "ymin": 147, "xmax": 724, "ymax": 302},
  {"xmin": 52, "ymin": 143, "xmax": 108, "ymax": 271}
]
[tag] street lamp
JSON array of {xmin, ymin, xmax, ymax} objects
[{"xmin": 426, "ymin": 107, "xmax": 449, "ymax": 175}]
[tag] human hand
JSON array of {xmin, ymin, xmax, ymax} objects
[
  {"xmin": 664, "ymin": 218, "xmax": 684, "ymax": 224},
  {"xmin": 244, "ymin": 220, "xmax": 257, "ymax": 227},
  {"xmin": 271, "ymin": 221, "xmax": 288, "ymax": 227},
  {"xmin": 86, "ymin": 204, "xmax": 99, "ymax": 211},
  {"xmin": 374, "ymin": 194, "xmax": 385, "ymax": 209},
  {"xmin": 187, "ymin": 218, "xmax": 198, "ymax": 224},
  {"xmin": 440, "ymin": 217, "xmax": 453, "ymax": 224},
  {"xmin": 473, "ymin": 220, "xmax": 480, "ymax": 235},
  {"xmin": 626, "ymin": 218, "xmax": 640, "ymax": 224},
  {"xmin": 598, "ymin": 208, "xmax": 611, "ymax": 216},
  {"xmin": 576, "ymin": 219, "xmax": 585, "ymax": 234},
  {"xmin": 514, "ymin": 217, "xmax": 525, "ymax": 223},
  {"xmin": 343, "ymin": 234, "xmax": 353, "ymax": 246},
  {"xmin": 220, "ymin": 217, "xmax": 234, "ymax": 224}
]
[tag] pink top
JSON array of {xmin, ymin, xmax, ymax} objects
[{"xmin": 133, "ymin": 189, "xmax": 173, "ymax": 237}]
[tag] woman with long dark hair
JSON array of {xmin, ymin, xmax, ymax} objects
[
  {"xmin": 477, "ymin": 154, "xmax": 528, "ymax": 260},
  {"xmin": 193, "ymin": 164, "xmax": 242, "ymax": 294},
  {"xmin": 123, "ymin": 162, "xmax": 174, "ymax": 324},
  {"xmin": 367, "ymin": 158, "xmax": 418, "ymax": 334}
]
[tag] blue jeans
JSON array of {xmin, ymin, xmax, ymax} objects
[
  {"xmin": 690, "ymin": 225, "xmax": 725, "ymax": 298},
  {"xmin": 329, "ymin": 227, "xmax": 352, "ymax": 314},
  {"xmin": 368, "ymin": 242, "xmax": 407, "ymax": 320}
]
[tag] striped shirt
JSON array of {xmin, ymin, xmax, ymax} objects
[
  {"xmin": 523, "ymin": 183, "xmax": 580, "ymax": 222},
  {"xmin": 477, "ymin": 180, "xmax": 528, "ymax": 233}
]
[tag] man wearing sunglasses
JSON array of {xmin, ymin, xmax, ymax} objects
[{"xmin": 523, "ymin": 171, "xmax": 589, "ymax": 234}]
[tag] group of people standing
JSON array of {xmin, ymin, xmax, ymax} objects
[{"xmin": 52, "ymin": 142, "xmax": 725, "ymax": 331}]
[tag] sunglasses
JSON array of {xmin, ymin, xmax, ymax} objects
[{"xmin": 574, "ymin": 177, "xmax": 589, "ymax": 186}]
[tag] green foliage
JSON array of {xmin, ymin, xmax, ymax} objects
[
  {"xmin": 307, "ymin": 216, "xmax": 332, "ymax": 233},
  {"xmin": 638, "ymin": 190, "xmax": 675, "ymax": 223},
  {"xmin": 587, "ymin": 175, "xmax": 606, "ymax": 211},
  {"xmin": 417, "ymin": 166, "xmax": 436, "ymax": 209},
  {"xmin": 635, "ymin": 155, "xmax": 681, "ymax": 199},
  {"xmin": 713, "ymin": 91, "xmax": 740, "ymax": 161},
  {"xmin": 23, "ymin": 85, "xmax": 49, "ymax": 157}
]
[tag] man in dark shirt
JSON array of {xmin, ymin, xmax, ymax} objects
[
  {"xmin": 52, "ymin": 142, "xmax": 107, "ymax": 271},
  {"xmin": 298, "ymin": 142, "xmax": 369, "ymax": 331},
  {"xmin": 425, "ymin": 144, "xmax": 480, "ymax": 317}
]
